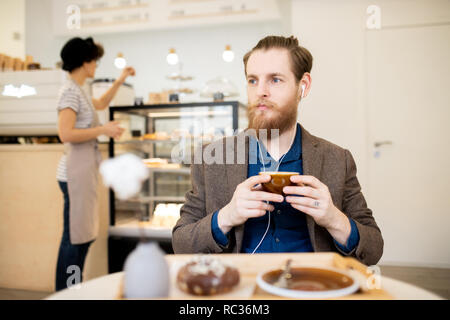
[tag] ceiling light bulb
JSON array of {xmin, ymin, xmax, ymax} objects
[
  {"xmin": 114, "ymin": 53, "xmax": 127, "ymax": 69},
  {"xmin": 167, "ymin": 48, "xmax": 179, "ymax": 65},
  {"xmin": 222, "ymin": 45, "xmax": 234, "ymax": 62}
]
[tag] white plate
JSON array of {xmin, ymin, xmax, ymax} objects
[{"xmin": 256, "ymin": 266, "xmax": 360, "ymax": 299}]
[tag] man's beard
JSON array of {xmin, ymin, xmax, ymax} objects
[{"xmin": 247, "ymin": 98, "xmax": 298, "ymax": 139}]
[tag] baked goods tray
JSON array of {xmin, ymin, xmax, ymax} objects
[{"xmin": 117, "ymin": 252, "xmax": 393, "ymax": 300}]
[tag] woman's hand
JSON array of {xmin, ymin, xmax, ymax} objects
[
  {"xmin": 93, "ymin": 67, "xmax": 136, "ymax": 110},
  {"xmin": 102, "ymin": 121, "xmax": 124, "ymax": 139},
  {"xmin": 117, "ymin": 66, "xmax": 135, "ymax": 84}
]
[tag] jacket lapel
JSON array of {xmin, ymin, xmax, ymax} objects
[
  {"xmin": 224, "ymin": 131, "xmax": 249, "ymax": 252},
  {"xmin": 301, "ymin": 125, "xmax": 323, "ymax": 250},
  {"xmin": 225, "ymin": 132, "xmax": 249, "ymax": 199}
]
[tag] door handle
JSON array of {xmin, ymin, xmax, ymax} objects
[{"xmin": 374, "ymin": 141, "xmax": 393, "ymax": 148}]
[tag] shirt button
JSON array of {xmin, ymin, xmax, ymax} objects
[
  {"xmin": 277, "ymin": 210, "xmax": 281, "ymax": 215},
  {"xmin": 275, "ymin": 238, "xmax": 280, "ymax": 243}
]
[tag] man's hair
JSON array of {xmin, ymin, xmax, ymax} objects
[
  {"xmin": 243, "ymin": 35, "xmax": 313, "ymax": 82},
  {"xmin": 60, "ymin": 37, "xmax": 104, "ymax": 72}
]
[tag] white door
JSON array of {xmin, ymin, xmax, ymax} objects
[{"xmin": 366, "ymin": 24, "xmax": 450, "ymax": 266}]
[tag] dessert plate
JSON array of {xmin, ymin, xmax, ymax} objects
[{"xmin": 256, "ymin": 266, "xmax": 360, "ymax": 299}]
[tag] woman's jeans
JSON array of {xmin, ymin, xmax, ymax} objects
[{"xmin": 55, "ymin": 181, "xmax": 93, "ymax": 291}]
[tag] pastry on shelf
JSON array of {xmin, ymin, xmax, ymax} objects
[
  {"xmin": 142, "ymin": 158, "xmax": 181, "ymax": 169},
  {"xmin": 140, "ymin": 132, "xmax": 170, "ymax": 141},
  {"xmin": 200, "ymin": 133, "xmax": 215, "ymax": 141},
  {"xmin": 142, "ymin": 158, "xmax": 168, "ymax": 167},
  {"xmin": 161, "ymin": 163, "xmax": 182, "ymax": 169},
  {"xmin": 166, "ymin": 73, "xmax": 193, "ymax": 81},
  {"xmin": 171, "ymin": 129, "xmax": 192, "ymax": 140},
  {"xmin": 149, "ymin": 203, "xmax": 182, "ymax": 228}
]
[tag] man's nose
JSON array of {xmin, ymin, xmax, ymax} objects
[{"xmin": 256, "ymin": 82, "xmax": 269, "ymax": 98}]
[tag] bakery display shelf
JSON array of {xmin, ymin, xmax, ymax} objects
[
  {"xmin": 108, "ymin": 102, "xmax": 246, "ymax": 265},
  {"xmin": 116, "ymin": 138, "xmax": 221, "ymax": 146},
  {"xmin": 120, "ymin": 196, "xmax": 186, "ymax": 203},
  {"xmin": 109, "ymin": 222, "xmax": 172, "ymax": 240},
  {"xmin": 147, "ymin": 167, "xmax": 190, "ymax": 174},
  {"xmin": 156, "ymin": 180, "xmax": 190, "ymax": 186},
  {"xmin": 111, "ymin": 104, "xmax": 234, "ymax": 118},
  {"xmin": 115, "ymin": 139, "xmax": 182, "ymax": 145}
]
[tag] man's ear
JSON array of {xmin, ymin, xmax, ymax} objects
[
  {"xmin": 297, "ymin": 83, "xmax": 305, "ymax": 100},
  {"xmin": 298, "ymin": 73, "xmax": 311, "ymax": 100}
]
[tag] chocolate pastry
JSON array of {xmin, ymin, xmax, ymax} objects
[{"xmin": 176, "ymin": 256, "xmax": 240, "ymax": 296}]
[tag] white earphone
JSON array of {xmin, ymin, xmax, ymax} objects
[{"xmin": 301, "ymin": 84, "xmax": 306, "ymax": 99}]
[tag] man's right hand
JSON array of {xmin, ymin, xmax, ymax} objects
[
  {"xmin": 102, "ymin": 121, "xmax": 124, "ymax": 139},
  {"xmin": 217, "ymin": 174, "xmax": 284, "ymax": 234}
]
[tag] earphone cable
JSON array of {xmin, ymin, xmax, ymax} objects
[{"xmin": 251, "ymin": 138, "xmax": 287, "ymax": 254}]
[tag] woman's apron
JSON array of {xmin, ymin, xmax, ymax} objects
[{"xmin": 65, "ymin": 83, "xmax": 102, "ymax": 245}]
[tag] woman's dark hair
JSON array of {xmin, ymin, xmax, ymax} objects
[{"xmin": 60, "ymin": 37, "xmax": 104, "ymax": 72}]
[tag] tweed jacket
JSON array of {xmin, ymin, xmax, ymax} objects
[{"xmin": 172, "ymin": 125, "xmax": 383, "ymax": 266}]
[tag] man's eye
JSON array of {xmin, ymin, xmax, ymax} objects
[
  {"xmin": 273, "ymin": 78, "xmax": 282, "ymax": 83},
  {"xmin": 248, "ymin": 79, "xmax": 257, "ymax": 85}
]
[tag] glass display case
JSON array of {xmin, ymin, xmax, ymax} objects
[{"xmin": 107, "ymin": 101, "xmax": 246, "ymax": 271}]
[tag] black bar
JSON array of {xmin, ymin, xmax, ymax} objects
[
  {"xmin": 110, "ymin": 100, "xmax": 242, "ymax": 112},
  {"xmin": 109, "ymin": 107, "xmax": 115, "ymax": 226},
  {"xmin": 232, "ymin": 101, "xmax": 239, "ymax": 130}
]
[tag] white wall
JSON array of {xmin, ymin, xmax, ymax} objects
[
  {"xmin": 23, "ymin": 0, "xmax": 450, "ymax": 268},
  {"xmin": 0, "ymin": 0, "xmax": 25, "ymax": 59},
  {"xmin": 292, "ymin": 0, "xmax": 450, "ymax": 267},
  {"xmin": 25, "ymin": 0, "xmax": 292, "ymax": 103},
  {"xmin": 291, "ymin": 0, "xmax": 369, "ymax": 187}
]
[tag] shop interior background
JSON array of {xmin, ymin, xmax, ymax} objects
[{"xmin": 0, "ymin": 0, "xmax": 449, "ymax": 296}]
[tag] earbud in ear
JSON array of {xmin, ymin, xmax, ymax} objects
[{"xmin": 301, "ymin": 84, "xmax": 306, "ymax": 99}]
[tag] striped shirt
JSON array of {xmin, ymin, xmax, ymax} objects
[{"xmin": 56, "ymin": 79, "xmax": 95, "ymax": 182}]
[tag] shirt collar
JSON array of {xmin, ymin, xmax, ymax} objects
[{"xmin": 283, "ymin": 122, "xmax": 302, "ymax": 162}]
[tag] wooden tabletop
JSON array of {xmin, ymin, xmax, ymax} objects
[
  {"xmin": 46, "ymin": 252, "xmax": 445, "ymax": 300},
  {"xmin": 162, "ymin": 252, "xmax": 393, "ymax": 300}
]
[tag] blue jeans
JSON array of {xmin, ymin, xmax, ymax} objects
[{"xmin": 55, "ymin": 181, "xmax": 93, "ymax": 291}]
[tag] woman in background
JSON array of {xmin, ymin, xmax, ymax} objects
[{"xmin": 56, "ymin": 37, "xmax": 135, "ymax": 291}]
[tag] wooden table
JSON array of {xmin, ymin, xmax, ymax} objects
[{"xmin": 45, "ymin": 252, "xmax": 444, "ymax": 300}]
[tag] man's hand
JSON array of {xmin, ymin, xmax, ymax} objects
[
  {"xmin": 283, "ymin": 175, "xmax": 352, "ymax": 245},
  {"xmin": 218, "ymin": 174, "xmax": 284, "ymax": 234}
]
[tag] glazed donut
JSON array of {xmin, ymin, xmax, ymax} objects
[{"xmin": 176, "ymin": 256, "xmax": 240, "ymax": 296}]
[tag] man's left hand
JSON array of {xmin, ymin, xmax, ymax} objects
[{"xmin": 283, "ymin": 175, "xmax": 351, "ymax": 245}]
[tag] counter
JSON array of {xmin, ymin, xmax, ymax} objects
[{"xmin": 0, "ymin": 143, "xmax": 109, "ymax": 292}]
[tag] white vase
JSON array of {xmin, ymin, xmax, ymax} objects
[{"xmin": 123, "ymin": 241, "xmax": 170, "ymax": 298}]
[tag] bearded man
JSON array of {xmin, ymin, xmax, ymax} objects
[{"xmin": 172, "ymin": 35, "xmax": 383, "ymax": 266}]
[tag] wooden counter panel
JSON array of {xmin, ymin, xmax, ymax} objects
[{"xmin": 0, "ymin": 145, "xmax": 109, "ymax": 292}]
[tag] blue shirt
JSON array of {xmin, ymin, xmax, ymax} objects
[{"xmin": 211, "ymin": 123, "xmax": 359, "ymax": 253}]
